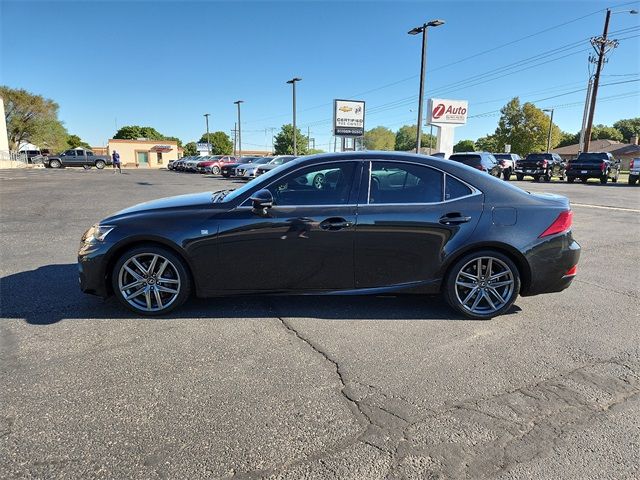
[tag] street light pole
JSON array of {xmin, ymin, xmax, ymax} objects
[
  {"xmin": 543, "ymin": 108, "xmax": 554, "ymax": 153},
  {"xmin": 286, "ymin": 77, "xmax": 302, "ymax": 155},
  {"xmin": 234, "ymin": 100, "xmax": 243, "ymax": 158},
  {"xmin": 203, "ymin": 113, "xmax": 211, "ymax": 155},
  {"xmin": 409, "ymin": 19, "xmax": 444, "ymax": 154},
  {"xmin": 583, "ymin": 8, "xmax": 637, "ymax": 152}
]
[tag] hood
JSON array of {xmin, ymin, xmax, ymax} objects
[{"xmin": 104, "ymin": 192, "xmax": 213, "ymax": 220}]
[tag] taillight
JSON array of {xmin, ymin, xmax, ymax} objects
[
  {"xmin": 564, "ymin": 265, "xmax": 578, "ymax": 277},
  {"xmin": 600, "ymin": 161, "xmax": 606, "ymax": 172},
  {"xmin": 475, "ymin": 165, "xmax": 485, "ymax": 171},
  {"xmin": 541, "ymin": 160, "xmax": 548, "ymax": 168},
  {"xmin": 631, "ymin": 159, "xmax": 635, "ymax": 169},
  {"xmin": 539, "ymin": 210, "xmax": 573, "ymax": 238}
]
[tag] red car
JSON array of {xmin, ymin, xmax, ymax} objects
[{"xmin": 197, "ymin": 156, "xmax": 238, "ymax": 174}]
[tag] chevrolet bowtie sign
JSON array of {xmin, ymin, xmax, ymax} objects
[{"xmin": 334, "ymin": 99, "xmax": 365, "ymax": 137}]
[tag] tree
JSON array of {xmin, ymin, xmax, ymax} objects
[
  {"xmin": 492, "ymin": 97, "xmax": 561, "ymax": 155},
  {"xmin": 557, "ymin": 131, "xmax": 578, "ymax": 148},
  {"xmin": 66, "ymin": 134, "xmax": 91, "ymax": 149},
  {"xmin": 453, "ymin": 139, "xmax": 476, "ymax": 153},
  {"xmin": 364, "ymin": 126, "xmax": 395, "ymax": 150},
  {"xmin": 273, "ymin": 124, "xmax": 309, "ymax": 155},
  {"xmin": 0, "ymin": 86, "xmax": 67, "ymax": 150},
  {"xmin": 308, "ymin": 149, "xmax": 325, "ymax": 155},
  {"xmin": 613, "ymin": 118, "xmax": 640, "ymax": 142},
  {"xmin": 183, "ymin": 142, "xmax": 197, "ymax": 156},
  {"xmin": 475, "ymin": 134, "xmax": 499, "ymax": 152},
  {"xmin": 394, "ymin": 124, "xmax": 436, "ymax": 152},
  {"xmin": 590, "ymin": 124, "xmax": 623, "ymax": 142},
  {"xmin": 199, "ymin": 131, "xmax": 232, "ymax": 155},
  {"xmin": 113, "ymin": 125, "xmax": 164, "ymax": 140}
]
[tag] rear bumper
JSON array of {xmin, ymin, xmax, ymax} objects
[
  {"xmin": 515, "ymin": 167, "xmax": 545, "ymax": 175},
  {"xmin": 566, "ymin": 170, "xmax": 603, "ymax": 178},
  {"xmin": 521, "ymin": 232, "xmax": 581, "ymax": 296}
]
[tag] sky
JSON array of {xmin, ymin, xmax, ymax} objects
[{"xmin": 1, "ymin": 0, "xmax": 639, "ymax": 151}]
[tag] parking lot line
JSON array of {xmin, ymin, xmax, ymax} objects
[{"xmin": 571, "ymin": 203, "xmax": 640, "ymax": 213}]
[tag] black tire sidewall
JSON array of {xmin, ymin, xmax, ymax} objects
[
  {"xmin": 111, "ymin": 245, "xmax": 191, "ymax": 316},
  {"xmin": 444, "ymin": 250, "xmax": 521, "ymax": 320}
]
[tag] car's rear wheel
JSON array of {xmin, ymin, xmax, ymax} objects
[
  {"xmin": 581, "ymin": 177, "xmax": 589, "ymax": 183},
  {"xmin": 95, "ymin": 160, "xmax": 106, "ymax": 169},
  {"xmin": 544, "ymin": 171, "xmax": 552, "ymax": 182},
  {"xmin": 112, "ymin": 246, "xmax": 191, "ymax": 316},
  {"xmin": 50, "ymin": 159, "xmax": 61, "ymax": 168},
  {"xmin": 600, "ymin": 175, "xmax": 608, "ymax": 184},
  {"xmin": 567, "ymin": 176, "xmax": 575, "ymax": 183},
  {"xmin": 444, "ymin": 251, "xmax": 520, "ymax": 320},
  {"xmin": 515, "ymin": 173, "xmax": 524, "ymax": 181},
  {"xmin": 83, "ymin": 165, "xmax": 92, "ymax": 170},
  {"xmin": 502, "ymin": 169, "xmax": 511, "ymax": 181},
  {"xmin": 629, "ymin": 175, "xmax": 638, "ymax": 185}
]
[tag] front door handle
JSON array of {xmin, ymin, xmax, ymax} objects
[
  {"xmin": 320, "ymin": 217, "xmax": 353, "ymax": 231},
  {"xmin": 439, "ymin": 213, "xmax": 472, "ymax": 225}
]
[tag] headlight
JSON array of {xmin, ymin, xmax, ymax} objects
[{"xmin": 83, "ymin": 224, "xmax": 115, "ymax": 243}]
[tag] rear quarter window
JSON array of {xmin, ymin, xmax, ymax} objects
[{"xmin": 445, "ymin": 176, "xmax": 473, "ymax": 200}]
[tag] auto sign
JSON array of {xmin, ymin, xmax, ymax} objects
[
  {"xmin": 334, "ymin": 99, "xmax": 365, "ymax": 136},
  {"xmin": 428, "ymin": 98, "xmax": 469, "ymax": 125}
]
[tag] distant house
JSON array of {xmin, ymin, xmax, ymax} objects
[{"xmin": 551, "ymin": 137, "xmax": 640, "ymax": 169}]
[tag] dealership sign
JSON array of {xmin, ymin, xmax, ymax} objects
[
  {"xmin": 196, "ymin": 142, "xmax": 211, "ymax": 152},
  {"xmin": 427, "ymin": 98, "xmax": 468, "ymax": 125},
  {"xmin": 333, "ymin": 99, "xmax": 365, "ymax": 136}
]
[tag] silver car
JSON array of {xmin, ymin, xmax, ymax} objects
[
  {"xmin": 236, "ymin": 157, "xmax": 273, "ymax": 179},
  {"xmin": 254, "ymin": 155, "xmax": 297, "ymax": 177}
]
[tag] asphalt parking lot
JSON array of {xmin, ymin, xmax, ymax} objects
[{"xmin": 1, "ymin": 167, "xmax": 639, "ymax": 479}]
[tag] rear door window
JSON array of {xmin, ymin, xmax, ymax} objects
[
  {"xmin": 369, "ymin": 161, "xmax": 443, "ymax": 204},
  {"xmin": 445, "ymin": 175, "xmax": 472, "ymax": 201}
]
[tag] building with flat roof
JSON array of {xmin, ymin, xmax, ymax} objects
[{"xmin": 92, "ymin": 139, "xmax": 181, "ymax": 168}]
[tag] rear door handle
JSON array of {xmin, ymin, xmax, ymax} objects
[
  {"xmin": 439, "ymin": 213, "xmax": 472, "ymax": 225},
  {"xmin": 320, "ymin": 217, "xmax": 353, "ymax": 231}
]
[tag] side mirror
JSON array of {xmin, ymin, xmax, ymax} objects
[{"xmin": 250, "ymin": 189, "xmax": 273, "ymax": 212}]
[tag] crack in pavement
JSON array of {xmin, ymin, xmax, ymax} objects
[{"xmin": 232, "ymin": 306, "xmax": 640, "ymax": 479}]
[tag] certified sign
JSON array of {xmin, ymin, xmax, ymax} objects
[
  {"xmin": 334, "ymin": 99, "xmax": 365, "ymax": 136},
  {"xmin": 428, "ymin": 98, "xmax": 468, "ymax": 125}
]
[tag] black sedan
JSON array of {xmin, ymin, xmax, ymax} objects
[{"xmin": 78, "ymin": 152, "xmax": 580, "ymax": 319}]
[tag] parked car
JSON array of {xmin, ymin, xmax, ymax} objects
[
  {"xmin": 492, "ymin": 153, "xmax": 522, "ymax": 181},
  {"xmin": 449, "ymin": 152, "xmax": 502, "ymax": 177},
  {"xmin": 236, "ymin": 157, "xmax": 274, "ymax": 179},
  {"xmin": 254, "ymin": 155, "xmax": 297, "ymax": 177},
  {"xmin": 515, "ymin": 153, "xmax": 565, "ymax": 182},
  {"xmin": 220, "ymin": 156, "xmax": 262, "ymax": 177},
  {"xmin": 628, "ymin": 157, "xmax": 640, "ymax": 185},
  {"xmin": 20, "ymin": 149, "xmax": 42, "ymax": 163},
  {"xmin": 565, "ymin": 152, "xmax": 621, "ymax": 184},
  {"xmin": 195, "ymin": 156, "xmax": 223, "ymax": 174},
  {"xmin": 79, "ymin": 151, "xmax": 580, "ymax": 320},
  {"xmin": 43, "ymin": 148, "xmax": 112, "ymax": 169},
  {"xmin": 183, "ymin": 157, "xmax": 202, "ymax": 172}
]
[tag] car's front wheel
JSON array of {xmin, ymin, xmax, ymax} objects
[
  {"xmin": 212, "ymin": 166, "xmax": 221, "ymax": 175},
  {"xmin": 112, "ymin": 246, "xmax": 191, "ymax": 316},
  {"xmin": 50, "ymin": 159, "xmax": 61, "ymax": 168},
  {"xmin": 444, "ymin": 250, "xmax": 520, "ymax": 320}
]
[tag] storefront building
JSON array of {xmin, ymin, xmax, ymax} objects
[{"xmin": 93, "ymin": 139, "xmax": 181, "ymax": 168}]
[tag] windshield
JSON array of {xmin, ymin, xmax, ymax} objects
[
  {"xmin": 450, "ymin": 154, "xmax": 481, "ymax": 166},
  {"xmin": 222, "ymin": 160, "xmax": 297, "ymax": 203},
  {"xmin": 494, "ymin": 154, "xmax": 512, "ymax": 160}
]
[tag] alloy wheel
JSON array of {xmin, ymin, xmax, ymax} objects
[
  {"xmin": 118, "ymin": 253, "xmax": 181, "ymax": 312},
  {"xmin": 454, "ymin": 256, "xmax": 515, "ymax": 316}
]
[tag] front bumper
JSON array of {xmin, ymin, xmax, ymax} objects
[{"xmin": 78, "ymin": 241, "xmax": 112, "ymax": 297}]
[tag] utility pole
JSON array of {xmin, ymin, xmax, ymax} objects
[
  {"xmin": 203, "ymin": 113, "xmax": 211, "ymax": 155},
  {"xmin": 408, "ymin": 19, "xmax": 444, "ymax": 154},
  {"xmin": 543, "ymin": 109, "xmax": 554, "ymax": 153},
  {"xmin": 234, "ymin": 100, "xmax": 243, "ymax": 158},
  {"xmin": 582, "ymin": 7, "xmax": 638, "ymax": 151},
  {"xmin": 232, "ymin": 123, "xmax": 237, "ymax": 156},
  {"xmin": 286, "ymin": 77, "xmax": 302, "ymax": 155},
  {"xmin": 578, "ymin": 76, "xmax": 593, "ymax": 153},
  {"xmin": 307, "ymin": 126, "xmax": 310, "ymax": 152}
]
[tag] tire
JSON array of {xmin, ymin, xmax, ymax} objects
[
  {"xmin": 222, "ymin": 172, "xmax": 230, "ymax": 178},
  {"xmin": 534, "ymin": 176, "xmax": 542, "ymax": 183},
  {"xmin": 95, "ymin": 160, "xmax": 106, "ymax": 169},
  {"xmin": 502, "ymin": 169, "xmax": 511, "ymax": 181},
  {"xmin": 600, "ymin": 175, "xmax": 607, "ymax": 185},
  {"xmin": 111, "ymin": 245, "xmax": 191, "ymax": 316},
  {"xmin": 50, "ymin": 159, "xmax": 61, "ymax": 168},
  {"xmin": 312, "ymin": 173, "xmax": 325, "ymax": 189},
  {"xmin": 443, "ymin": 250, "xmax": 521, "ymax": 320},
  {"xmin": 611, "ymin": 171, "xmax": 618, "ymax": 183},
  {"xmin": 212, "ymin": 166, "xmax": 221, "ymax": 175},
  {"xmin": 629, "ymin": 175, "xmax": 638, "ymax": 185},
  {"xmin": 544, "ymin": 170, "xmax": 552, "ymax": 182},
  {"xmin": 567, "ymin": 176, "xmax": 575, "ymax": 184},
  {"xmin": 581, "ymin": 177, "xmax": 589, "ymax": 184},
  {"xmin": 515, "ymin": 173, "xmax": 524, "ymax": 181},
  {"xmin": 83, "ymin": 165, "xmax": 92, "ymax": 170}
]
